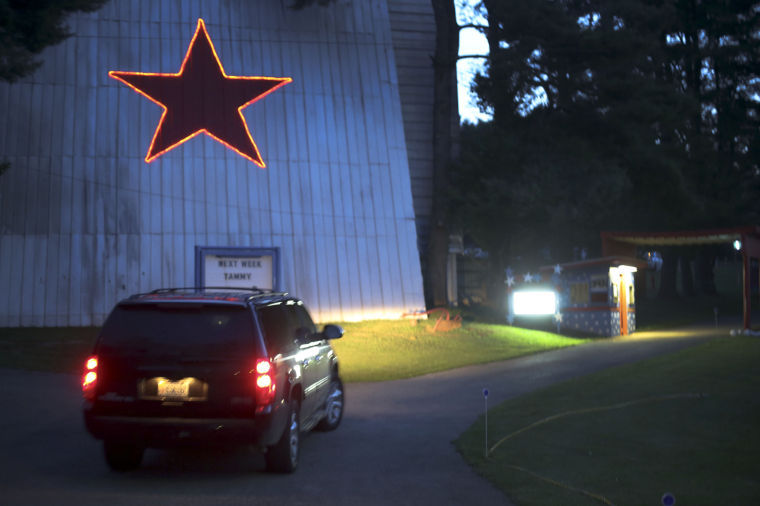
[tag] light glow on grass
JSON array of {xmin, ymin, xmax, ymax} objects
[
  {"xmin": 330, "ymin": 319, "xmax": 582, "ymax": 382},
  {"xmin": 456, "ymin": 336, "xmax": 760, "ymax": 505}
]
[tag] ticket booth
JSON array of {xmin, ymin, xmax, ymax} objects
[{"xmin": 542, "ymin": 257, "xmax": 645, "ymax": 337}]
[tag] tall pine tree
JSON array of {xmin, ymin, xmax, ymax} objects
[{"xmin": 463, "ymin": 1, "xmax": 691, "ymax": 261}]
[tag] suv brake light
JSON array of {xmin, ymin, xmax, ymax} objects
[
  {"xmin": 82, "ymin": 355, "xmax": 98, "ymax": 400},
  {"xmin": 254, "ymin": 358, "xmax": 276, "ymax": 406}
]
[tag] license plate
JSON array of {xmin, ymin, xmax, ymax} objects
[{"xmin": 158, "ymin": 379, "xmax": 190, "ymax": 399}]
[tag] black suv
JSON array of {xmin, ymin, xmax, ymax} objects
[{"xmin": 82, "ymin": 288, "xmax": 344, "ymax": 473}]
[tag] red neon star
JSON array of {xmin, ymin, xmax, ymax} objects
[{"xmin": 109, "ymin": 18, "xmax": 291, "ymax": 166}]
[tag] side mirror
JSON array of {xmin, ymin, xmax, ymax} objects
[{"xmin": 322, "ymin": 324, "xmax": 344, "ymax": 340}]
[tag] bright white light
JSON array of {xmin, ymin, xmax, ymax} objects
[
  {"xmin": 610, "ymin": 265, "xmax": 638, "ymax": 281},
  {"xmin": 513, "ymin": 291, "xmax": 557, "ymax": 315},
  {"xmin": 734, "ymin": 239, "xmax": 742, "ymax": 251}
]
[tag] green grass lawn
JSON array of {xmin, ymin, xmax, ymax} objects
[
  {"xmin": 455, "ymin": 336, "xmax": 760, "ymax": 505},
  {"xmin": 636, "ymin": 294, "xmax": 746, "ymax": 330},
  {"xmin": 332, "ymin": 319, "xmax": 583, "ymax": 382},
  {"xmin": 0, "ymin": 320, "xmax": 583, "ymax": 381}
]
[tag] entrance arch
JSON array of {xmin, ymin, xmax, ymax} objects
[{"xmin": 601, "ymin": 227, "xmax": 760, "ymax": 330}]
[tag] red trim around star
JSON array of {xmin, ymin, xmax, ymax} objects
[{"xmin": 109, "ymin": 18, "xmax": 291, "ymax": 167}]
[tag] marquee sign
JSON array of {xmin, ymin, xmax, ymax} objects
[
  {"xmin": 110, "ymin": 19, "xmax": 291, "ymax": 166},
  {"xmin": 195, "ymin": 246, "xmax": 280, "ymax": 291}
]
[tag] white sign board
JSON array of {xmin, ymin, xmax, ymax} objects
[{"xmin": 204, "ymin": 255, "xmax": 274, "ymax": 289}]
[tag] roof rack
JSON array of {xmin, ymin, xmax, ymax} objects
[{"xmin": 149, "ymin": 286, "xmax": 276, "ymax": 294}]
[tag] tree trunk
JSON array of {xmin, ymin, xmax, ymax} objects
[
  {"xmin": 426, "ymin": 0, "xmax": 460, "ymax": 307},
  {"xmin": 659, "ymin": 247, "xmax": 679, "ymax": 299},
  {"xmin": 680, "ymin": 250, "xmax": 696, "ymax": 296},
  {"xmin": 486, "ymin": 248, "xmax": 506, "ymax": 313},
  {"xmin": 635, "ymin": 270, "xmax": 648, "ymax": 300},
  {"xmin": 696, "ymin": 246, "xmax": 718, "ymax": 295}
]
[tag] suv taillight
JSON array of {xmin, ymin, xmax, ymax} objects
[
  {"xmin": 82, "ymin": 355, "xmax": 98, "ymax": 400},
  {"xmin": 254, "ymin": 358, "xmax": 276, "ymax": 406}
]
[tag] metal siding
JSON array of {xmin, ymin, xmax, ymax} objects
[
  {"xmin": 138, "ymin": 232, "xmax": 150, "ymax": 293},
  {"xmin": 38, "ymin": 84, "xmax": 53, "ymax": 159},
  {"xmin": 379, "ymin": 218, "xmax": 401, "ymax": 308},
  {"xmin": 0, "ymin": 162, "xmax": 11, "ymax": 233},
  {"xmin": 387, "ymin": 0, "xmax": 435, "ymax": 251},
  {"xmin": 68, "ymin": 234, "xmax": 83, "ymax": 326},
  {"xmin": 6, "ymin": 235, "xmax": 25, "ymax": 326},
  {"xmin": 0, "ymin": 236, "xmax": 13, "ymax": 325},
  {"xmin": 0, "ymin": 78, "xmax": 7, "ymax": 158},
  {"xmin": 56, "ymin": 233, "xmax": 72, "ymax": 326},
  {"xmin": 115, "ymin": 234, "xmax": 128, "ymax": 303},
  {"xmin": 149, "ymin": 232, "xmax": 162, "ymax": 289},
  {"xmin": 47, "ymin": 173, "xmax": 61, "ymax": 235}
]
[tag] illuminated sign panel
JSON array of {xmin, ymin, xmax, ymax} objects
[
  {"xmin": 513, "ymin": 290, "xmax": 557, "ymax": 316},
  {"xmin": 110, "ymin": 19, "xmax": 291, "ymax": 166},
  {"xmin": 195, "ymin": 246, "xmax": 279, "ymax": 290},
  {"xmin": 204, "ymin": 255, "xmax": 274, "ymax": 289}
]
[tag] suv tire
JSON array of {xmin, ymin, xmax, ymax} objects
[
  {"xmin": 315, "ymin": 376, "xmax": 344, "ymax": 432},
  {"xmin": 103, "ymin": 441, "xmax": 144, "ymax": 472},
  {"xmin": 266, "ymin": 398, "xmax": 300, "ymax": 473}
]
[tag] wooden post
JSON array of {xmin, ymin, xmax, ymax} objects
[
  {"xmin": 619, "ymin": 275, "xmax": 628, "ymax": 335},
  {"xmin": 743, "ymin": 243, "xmax": 751, "ymax": 330}
]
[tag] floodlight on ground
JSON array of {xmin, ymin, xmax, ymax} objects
[{"xmin": 512, "ymin": 290, "xmax": 557, "ymax": 316}]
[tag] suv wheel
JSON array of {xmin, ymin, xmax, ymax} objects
[
  {"xmin": 103, "ymin": 441, "xmax": 144, "ymax": 472},
  {"xmin": 316, "ymin": 376, "xmax": 344, "ymax": 431},
  {"xmin": 266, "ymin": 398, "xmax": 300, "ymax": 473}
]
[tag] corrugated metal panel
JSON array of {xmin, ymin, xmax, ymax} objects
[
  {"xmin": 387, "ymin": 0, "xmax": 435, "ymax": 253},
  {"xmin": 0, "ymin": 0, "xmax": 425, "ymax": 326}
]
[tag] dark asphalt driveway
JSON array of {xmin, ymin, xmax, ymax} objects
[{"xmin": 0, "ymin": 327, "xmax": 719, "ymax": 505}]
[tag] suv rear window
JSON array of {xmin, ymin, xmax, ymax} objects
[
  {"xmin": 98, "ymin": 303, "xmax": 257, "ymax": 356},
  {"xmin": 257, "ymin": 303, "xmax": 299, "ymax": 355}
]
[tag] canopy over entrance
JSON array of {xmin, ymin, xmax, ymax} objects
[{"xmin": 601, "ymin": 226, "xmax": 760, "ymax": 330}]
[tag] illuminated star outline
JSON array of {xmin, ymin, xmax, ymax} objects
[{"xmin": 109, "ymin": 18, "xmax": 291, "ymax": 166}]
